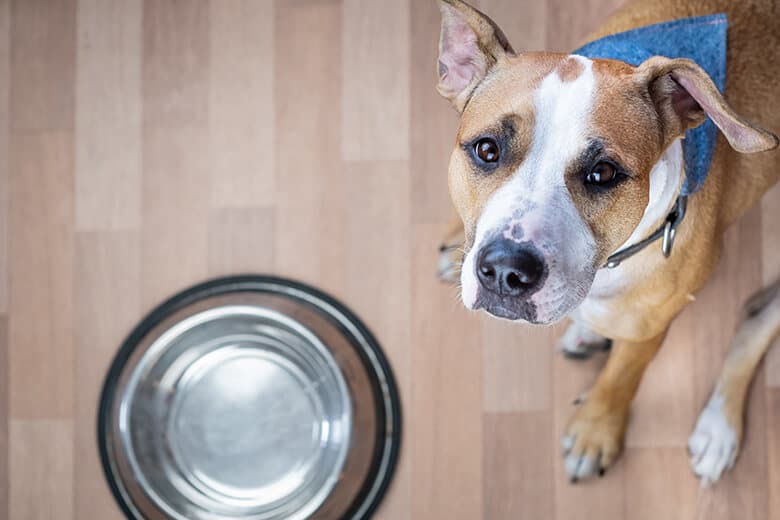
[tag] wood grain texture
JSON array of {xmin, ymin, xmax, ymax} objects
[
  {"xmin": 75, "ymin": 0, "xmax": 142, "ymax": 231},
  {"xmin": 411, "ymin": 224, "xmax": 484, "ymax": 520},
  {"xmin": 551, "ymin": 348, "xmax": 627, "ymax": 520},
  {"xmin": 0, "ymin": 316, "xmax": 8, "ymax": 520},
  {"xmin": 477, "ymin": 0, "xmax": 548, "ymax": 51},
  {"xmin": 74, "ymin": 232, "xmax": 139, "ymax": 520},
  {"xmin": 0, "ymin": 0, "xmax": 8, "ymax": 314},
  {"xmin": 142, "ymin": 0, "xmax": 209, "ymax": 128},
  {"xmin": 273, "ymin": 1, "xmax": 346, "ymax": 295},
  {"xmin": 762, "ymin": 183, "xmax": 780, "ymax": 387},
  {"xmin": 767, "ymin": 388, "xmax": 780, "ymax": 520},
  {"xmin": 342, "ymin": 0, "xmax": 409, "ymax": 161},
  {"xmin": 482, "ymin": 317, "xmax": 554, "ymax": 412},
  {"xmin": 623, "ymin": 448, "xmax": 697, "ymax": 520},
  {"xmin": 343, "ymin": 160, "xmax": 412, "ymax": 519},
  {"xmin": 625, "ymin": 311, "xmax": 695, "ymax": 447},
  {"xmin": 9, "ymin": 133, "xmax": 74, "ymax": 419},
  {"xmin": 409, "ymin": 0, "xmax": 460, "ymax": 223},
  {"xmin": 209, "ymin": 0, "xmax": 276, "ymax": 208},
  {"xmin": 9, "ymin": 420, "xmax": 73, "ymax": 520},
  {"xmin": 546, "ymin": 0, "xmax": 626, "ymax": 50},
  {"xmin": 689, "ymin": 206, "xmax": 767, "ymax": 520},
  {"xmin": 3, "ymin": 0, "xmax": 779, "ymax": 518},
  {"xmin": 10, "ymin": 0, "xmax": 75, "ymax": 132},
  {"xmin": 208, "ymin": 208, "xmax": 274, "ymax": 276},
  {"xmin": 483, "ymin": 412, "xmax": 554, "ymax": 520}
]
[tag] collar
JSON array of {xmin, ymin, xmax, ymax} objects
[
  {"xmin": 604, "ymin": 195, "xmax": 687, "ymax": 268},
  {"xmin": 574, "ymin": 14, "xmax": 727, "ymax": 267}
]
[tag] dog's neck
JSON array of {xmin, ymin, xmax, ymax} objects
[
  {"xmin": 617, "ymin": 139, "xmax": 683, "ymax": 253},
  {"xmin": 586, "ymin": 139, "xmax": 684, "ymax": 299}
]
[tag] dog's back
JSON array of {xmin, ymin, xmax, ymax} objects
[{"xmin": 588, "ymin": 0, "xmax": 780, "ymax": 225}]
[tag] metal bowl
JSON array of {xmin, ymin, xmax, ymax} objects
[{"xmin": 98, "ymin": 276, "xmax": 401, "ymax": 519}]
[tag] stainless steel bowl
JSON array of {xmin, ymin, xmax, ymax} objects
[{"xmin": 99, "ymin": 276, "xmax": 401, "ymax": 520}]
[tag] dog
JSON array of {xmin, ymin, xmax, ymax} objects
[{"xmin": 435, "ymin": 0, "xmax": 780, "ymax": 485}]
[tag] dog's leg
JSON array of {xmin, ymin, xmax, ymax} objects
[
  {"xmin": 688, "ymin": 279, "xmax": 780, "ymax": 486},
  {"xmin": 437, "ymin": 215, "xmax": 465, "ymax": 284},
  {"xmin": 558, "ymin": 320, "xmax": 612, "ymax": 360},
  {"xmin": 562, "ymin": 332, "xmax": 665, "ymax": 481}
]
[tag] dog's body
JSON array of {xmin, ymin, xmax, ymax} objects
[{"xmin": 436, "ymin": 0, "xmax": 780, "ymax": 484}]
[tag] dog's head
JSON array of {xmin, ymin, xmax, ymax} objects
[{"xmin": 438, "ymin": 0, "xmax": 778, "ymax": 324}]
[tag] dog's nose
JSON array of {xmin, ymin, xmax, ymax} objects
[{"xmin": 476, "ymin": 239, "xmax": 545, "ymax": 296}]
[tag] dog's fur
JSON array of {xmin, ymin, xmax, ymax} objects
[{"xmin": 436, "ymin": 0, "xmax": 780, "ymax": 484}]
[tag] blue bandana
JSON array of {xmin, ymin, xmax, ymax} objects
[{"xmin": 575, "ymin": 14, "xmax": 728, "ymax": 195}]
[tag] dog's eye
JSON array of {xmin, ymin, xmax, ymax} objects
[
  {"xmin": 585, "ymin": 162, "xmax": 616, "ymax": 185},
  {"xmin": 475, "ymin": 138, "xmax": 500, "ymax": 163}
]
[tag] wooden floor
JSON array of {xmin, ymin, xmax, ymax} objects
[{"xmin": 1, "ymin": 0, "xmax": 780, "ymax": 518}]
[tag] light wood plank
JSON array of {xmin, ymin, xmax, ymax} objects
[
  {"xmin": 142, "ymin": 0, "xmax": 211, "ymax": 308},
  {"xmin": 273, "ymin": 1, "xmax": 346, "ymax": 295},
  {"xmin": 552, "ymin": 347, "xmax": 627, "ymax": 520},
  {"xmin": 766, "ymin": 388, "xmax": 780, "ymax": 520},
  {"xmin": 409, "ymin": 0, "xmax": 460, "ymax": 223},
  {"xmin": 623, "ymin": 448, "xmax": 697, "ymax": 520},
  {"xmin": 142, "ymin": 0, "xmax": 209, "ymax": 128},
  {"xmin": 74, "ymin": 232, "xmax": 140, "ymax": 520},
  {"xmin": 10, "ymin": 0, "xmax": 76, "ymax": 132},
  {"xmin": 762, "ymin": 183, "xmax": 780, "ymax": 387},
  {"xmin": 9, "ymin": 133, "xmax": 74, "ymax": 419},
  {"xmin": 546, "ymin": 0, "xmax": 625, "ymax": 51},
  {"xmin": 342, "ymin": 160, "xmax": 411, "ymax": 519},
  {"xmin": 0, "ymin": 0, "xmax": 8, "ymax": 313},
  {"xmin": 411, "ymin": 223, "xmax": 484, "ymax": 519},
  {"xmin": 142, "ymin": 129, "xmax": 210, "ymax": 308},
  {"xmin": 9, "ymin": 420, "xmax": 73, "ymax": 520},
  {"xmin": 477, "ymin": 0, "xmax": 547, "ymax": 51},
  {"xmin": 208, "ymin": 208, "xmax": 274, "ymax": 276},
  {"xmin": 690, "ymin": 206, "xmax": 766, "ymax": 520},
  {"xmin": 341, "ymin": 0, "xmax": 409, "ymax": 161},
  {"xmin": 75, "ymin": 0, "xmax": 142, "ymax": 231},
  {"xmin": 209, "ymin": 0, "xmax": 276, "ymax": 208},
  {"xmin": 482, "ymin": 317, "xmax": 554, "ymax": 412},
  {"xmin": 625, "ymin": 312, "xmax": 695, "ymax": 448},
  {"xmin": 0, "ymin": 316, "xmax": 8, "ymax": 520},
  {"xmin": 483, "ymin": 412, "xmax": 554, "ymax": 520}
]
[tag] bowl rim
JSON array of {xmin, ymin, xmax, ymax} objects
[{"xmin": 97, "ymin": 274, "xmax": 403, "ymax": 520}]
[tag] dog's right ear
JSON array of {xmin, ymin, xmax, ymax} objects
[{"xmin": 437, "ymin": 0, "xmax": 515, "ymax": 112}]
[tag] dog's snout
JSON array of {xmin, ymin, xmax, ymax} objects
[{"xmin": 476, "ymin": 239, "xmax": 545, "ymax": 296}]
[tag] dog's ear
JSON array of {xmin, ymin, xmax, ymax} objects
[
  {"xmin": 638, "ymin": 56, "xmax": 778, "ymax": 153},
  {"xmin": 437, "ymin": 0, "xmax": 515, "ymax": 112}
]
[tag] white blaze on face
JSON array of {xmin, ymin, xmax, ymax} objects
[{"xmin": 461, "ymin": 55, "xmax": 598, "ymax": 320}]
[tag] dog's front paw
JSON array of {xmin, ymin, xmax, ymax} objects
[
  {"xmin": 688, "ymin": 392, "xmax": 741, "ymax": 486},
  {"xmin": 437, "ymin": 243, "xmax": 462, "ymax": 284},
  {"xmin": 558, "ymin": 321, "xmax": 612, "ymax": 360},
  {"xmin": 562, "ymin": 395, "xmax": 628, "ymax": 482}
]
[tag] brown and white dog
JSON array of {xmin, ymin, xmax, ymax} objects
[{"xmin": 436, "ymin": 0, "xmax": 780, "ymax": 484}]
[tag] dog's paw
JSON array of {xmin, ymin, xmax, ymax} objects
[
  {"xmin": 562, "ymin": 397, "xmax": 627, "ymax": 481},
  {"xmin": 558, "ymin": 321, "xmax": 611, "ymax": 360},
  {"xmin": 437, "ymin": 243, "xmax": 462, "ymax": 284},
  {"xmin": 688, "ymin": 392, "xmax": 740, "ymax": 486}
]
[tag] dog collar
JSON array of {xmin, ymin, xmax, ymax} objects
[
  {"xmin": 576, "ymin": 14, "xmax": 726, "ymax": 267},
  {"xmin": 604, "ymin": 195, "xmax": 687, "ymax": 268}
]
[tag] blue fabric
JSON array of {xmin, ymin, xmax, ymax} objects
[{"xmin": 575, "ymin": 14, "xmax": 728, "ymax": 195}]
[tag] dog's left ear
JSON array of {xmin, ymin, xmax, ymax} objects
[
  {"xmin": 638, "ymin": 56, "xmax": 778, "ymax": 153},
  {"xmin": 437, "ymin": 0, "xmax": 515, "ymax": 112}
]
